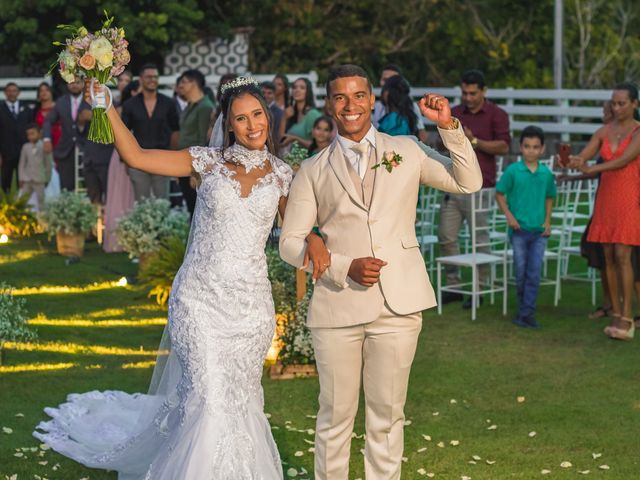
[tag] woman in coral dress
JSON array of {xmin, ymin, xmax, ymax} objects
[{"xmin": 572, "ymin": 82, "xmax": 640, "ymax": 340}]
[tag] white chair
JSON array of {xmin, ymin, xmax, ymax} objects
[
  {"xmin": 436, "ymin": 188, "xmax": 508, "ymax": 321},
  {"xmin": 554, "ymin": 178, "xmax": 598, "ymax": 306},
  {"xmin": 417, "ymin": 185, "xmax": 440, "ymax": 277}
]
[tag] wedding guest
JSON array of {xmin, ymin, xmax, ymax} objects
[
  {"xmin": 34, "ymin": 83, "xmax": 61, "ymax": 148},
  {"xmin": 496, "ymin": 126, "xmax": 556, "ymax": 328},
  {"xmin": 103, "ymin": 81, "xmax": 137, "ymax": 253},
  {"xmin": 571, "ymin": 82, "xmax": 640, "ymax": 340},
  {"xmin": 261, "ymin": 80, "xmax": 284, "ymax": 144},
  {"xmin": 121, "ymin": 63, "xmax": 180, "ymax": 201},
  {"xmin": 378, "ymin": 75, "xmax": 419, "ymax": 136},
  {"xmin": 18, "ymin": 123, "xmax": 52, "ymax": 212},
  {"xmin": 177, "ymin": 69, "xmax": 214, "ymax": 215},
  {"xmin": 114, "ymin": 70, "xmax": 133, "ymax": 106},
  {"xmin": 372, "ymin": 64, "xmax": 428, "ymax": 142},
  {"xmin": 43, "ymin": 79, "xmax": 90, "ymax": 191},
  {"xmin": 0, "ymin": 82, "xmax": 35, "ymax": 191},
  {"xmin": 279, "ymin": 77, "xmax": 322, "ymax": 150},
  {"xmin": 173, "ymin": 73, "xmax": 188, "ymax": 118},
  {"xmin": 307, "ymin": 115, "xmax": 334, "ymax": 156},
  {"xmin": 273, "ymin": 73, "xmax": 290, "ymax": 111},
  {"xmin": 440, "ymin": 69, "xmax": 510, "ymax": 306}
]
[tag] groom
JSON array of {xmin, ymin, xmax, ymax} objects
[{"xmin": 280, "ymin": 64, "xmax": 482, "ymax": 479}]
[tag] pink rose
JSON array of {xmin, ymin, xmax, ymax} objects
[
  {"xmin": 391, "ymin": 160, "xmax": 399, "ymax": 167},
  {"xmin": 79, "ymin": 53, "xmax": 96, "ymax": 70}
]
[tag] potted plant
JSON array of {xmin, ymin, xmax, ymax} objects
[
  {"xmin": 42, "ymin": 191, "xmax": 97, "ymax": 256},
  {"xmin": 270, "ymin": 291, "xmax": 317, "ymax": 380},
  {"xmin": 0, "ymin": 189, "xmax": 40, "ymax": 238},
  {"xmin": 138, "ymin": 235, "xmax": 187, "ymax": 306},
  {"xmin": 283, "ymin": 141, "xmax": 309, "ymax": 172},
  {"xmin": 0, "ymin": 283, "xmax": 37, "ymax": 365},
  {"xmin": 116, "ymin": 198, "xmax": 189, "ymax": 270}
]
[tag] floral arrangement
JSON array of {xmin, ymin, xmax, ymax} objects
[
  {"xmin": 116, "ymin": 198, "xmax": 190, "ymax": 259},
  {"xmin": 42, "ymin": 191, "xmax": 97, "ymax": 236},
  {"xmin": 0, "ymin": 189, "xmax": 40, "ymax": 237},
  {"xmin": 276, "ymin": 292, "xmax": 314, "ymax": 366},
  {"xmin": 284, "ymin": 141, "xmax": 309, "ymax": 168},
  {"xmin": 51, "ymin": 11, "xmax": 130, "ymax": 144},
  {"xmin": 0, "ymin": 283, "xmax": 37, "ymax": 365},
  {"xmin": 138, "ymin": 236, "xmax": 187, "ymax": 306}
]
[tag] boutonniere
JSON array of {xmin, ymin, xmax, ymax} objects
[{"xmin": 372, "ymin": 150, "xmax": 403, "ymax": 173}]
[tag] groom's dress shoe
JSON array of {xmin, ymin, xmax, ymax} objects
[{"xmin": 441, "ymin": 292, "xmax": 463, "ymax": 304}]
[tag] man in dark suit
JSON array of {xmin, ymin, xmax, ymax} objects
[
  {"xmin": 43, "ymin": 79, "xmax": 90, "ymax": 191},
  {"xmin": 0, "ymin": 82, "xmax": 35, "ymax": 192},
  {"xmin": 260, "ymin": 81, "xmax": 283, "ymax": 145}
]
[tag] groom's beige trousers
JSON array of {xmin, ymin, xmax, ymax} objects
[{"xmin": 311, "ymin": 304, "xmax": 422, "ymax": 480}]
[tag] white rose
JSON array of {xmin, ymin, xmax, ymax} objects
[
  {"xmin": 60, "ymin": 69, "xmax": 76, "ymax": 83},
  {"xmin": 88, "ymin": 38, "xmax": 114, "ymax": 71}
]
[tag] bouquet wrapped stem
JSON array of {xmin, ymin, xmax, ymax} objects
[{"xmin": 87, "ymin": 76, "xmax": 114, "ymax": 144}]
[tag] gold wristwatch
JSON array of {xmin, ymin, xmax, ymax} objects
[
  {"xmin": 471, "ymin": 137, "xmax": 479, "ymax": 147},
  {"xmin": 441, "ymin": 117, "xmax": 460, "ymax": 130}
]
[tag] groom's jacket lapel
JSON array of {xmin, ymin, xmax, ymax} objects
[
  {"xmin": 326, "ymin": 140, "xmax": 367, "ymax": 211},
  {"xmin": 369, "ymin": 131, "xmax": 389, "ymax": 216}
]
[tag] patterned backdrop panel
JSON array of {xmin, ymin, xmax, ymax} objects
[{"xmin": 164, "ymin": 33, "xmax": 249, "ymax": 76}]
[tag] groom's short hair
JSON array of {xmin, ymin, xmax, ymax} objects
[{"xmin": 326, "ymin": 65, "xmax": 372, "ymax": 96}]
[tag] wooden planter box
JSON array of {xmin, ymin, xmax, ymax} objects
[
  {"xmin": 270, "ymin": 362, "xmax": 317, "ymax": 380},
  {"xmin": 56, "ymin": 232, "xmax": 85, "ymax": 257}
]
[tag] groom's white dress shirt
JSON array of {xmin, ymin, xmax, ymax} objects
[{"xmin": 336, "ymin": 125, "xmax": 376, "ymax": 179}]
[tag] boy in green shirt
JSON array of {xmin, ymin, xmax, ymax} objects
[{"xmin": 496, "ymin": 126, "xmax": 557, "ymax": 328}]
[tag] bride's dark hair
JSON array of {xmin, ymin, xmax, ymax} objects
[{"xmin": 220, "ymin": 81, "xmax": 277, "ymax": 155}]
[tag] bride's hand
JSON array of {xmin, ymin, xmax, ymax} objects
[
  {"xmin": 303, "ymin": 232, "xmax": 331, "ymax": 281},
  {"xmin": 83, "ymin": 78, "xmax": 106, "ymax": 106}
]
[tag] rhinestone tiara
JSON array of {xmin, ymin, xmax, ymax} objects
[{"xmin": 220, "ymin": 76, "xmax": 260, "ymax": 97}]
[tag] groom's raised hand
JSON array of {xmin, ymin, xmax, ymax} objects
[
  {"xmin": 418, "ymin": 94, "xmax": 455, "ymax": 129},
  {"xmin": 348, "ymin": 257, "xmax": 387, "ymax": 287}
]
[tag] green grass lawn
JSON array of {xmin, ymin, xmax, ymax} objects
[{"xmin": 1, "ymin": 235, "xmax": 639, "ymax": 479}]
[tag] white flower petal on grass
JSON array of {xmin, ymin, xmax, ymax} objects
[
  {"xmin": 450, "ymin": 399, "xmax": 457, "ymax": 404},
  {"xmin": 265, "ymin": 413, "xmax": 271, "ymax": 419},
  {"xmin": 308, "ymin": 447, "xmax": 315, "ymax": 453},
  {"xmin": 417, "ymin": 468, "xmax": 427, "ymax": 475},
  {"xmin": 579, "ymin": 470, "xmax": 591, "ymax": 475},
  {"xmin": 422, "ymin": 434, "xmax": 432, "ymax": 441},
  {"xmin": 402, "ymin": 457, "xmax": 408, "ymax": 463},
  {"xmin": 39, "ymin": 444, "xmax": 50, "ymax": 450},
  {"xmin": 437, "ymin": 441, "xmax": 445, "ymax": 448},
  {"xmin": 560, "ymin": 461, "xmax": 573, "ymax": 468},
  {"xmin": 450, "ymin": 440, "xmax": 460, "ymax": 446},
  {"xmin": 468, "ymin": 460, "xmax": 477, "ymax": 465},
  {"xmin": 418, "ymin": 447, "xmax": 427, "ymax": 453},
  {"xmin": 294, "ymin": 451, "xmax": 304, "ymax": 457},
  {"xmin": 541, "ymin": 469, "xmax": 551, "ymax": 475},
  {"xmin": 285, "ymin": 420, "xmax": 292, "ymax": 424},
  {"xmin": 272, "ymin": 426, "xmax": 280, "ymax": 430},
  {"xmin": 486, "ymin": 460, "xmax": 496, "ymax": 465},
  {"xmin": 487, "ymin": 425, "xmax": 497, "ymax": 430},
  {"xmin": 461, "ymin": 476, "xmax": 472, "ymax": 480},
  {"xmin": 13, "ymin": 452, "xmax": 24, "ymax": 457},
  {"xmin": 517, "ymin": 396, "xmax": 526, "ymax": 403},
  {"xmin": 432, "ymin": 412, "xmax": 440, "ymax": 416},
  {"xmin": 7, "ymin": 475, "xmax": 17, "ymax": 480},
  {"xmin": 472, "ymin": 455, "xmax": 482, "ymax": 461},
  {"xmin": 306, "ymin": 429, "xmax": 315, "ymax": 435},
  {"xmin": 303, "ymin": 439, "xmax": 314, "ymax": 445},
  {"xmin": 426, "ymin": 474, "xmax": 435, "ymax": 478},
  {"xmin": 598, "ymin": 465, "xmax": 610, "ymax": 470},
  {"xmin": 14, "ymin": 413, "xmax": 24, "ymax": 417},
  {"xmin": 360, "ymin": 449, "xmax": 365, "ymax": 456},
  {"xmin": 305, "ymin": 414, "xmax": 317, "ymax": 419},
  {"xmin": 38, "ymin": 460, "xmax": 48, "ymax": 465},
  {"xmin": 286, "ymin": 467, "xmax": 298, "ymax": 477},
  {"xmin": 404, "ymin": 420, "xmax": 412, "ymax": 426},
  {"xmin": 592, "ymin": 453, "xmax": 602, "ymax": 459},
  {"xmin": 529, "ymin": 431, "xmax": 537, "ymax": 438},
  {"xmin": 2, "ymin": 427, "xmax": 13, "ymax": 434}
]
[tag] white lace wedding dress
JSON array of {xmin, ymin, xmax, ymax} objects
[{"xmin": 34, "ymin": 144, "xmax": 293, "ymax": 480}]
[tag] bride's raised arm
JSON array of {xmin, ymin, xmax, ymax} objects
[{"xmin": 84, "ymin": 81, "xmax": 192, "ymax": 177}]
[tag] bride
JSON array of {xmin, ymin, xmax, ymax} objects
[{"xmin": 34, "ymin": 77, "xmax": 329, "ymax": 479}]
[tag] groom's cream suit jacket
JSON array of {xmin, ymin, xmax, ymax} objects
[{"xmin": 280, "ymin": 125, "xmax": 482, "ymax": 328}]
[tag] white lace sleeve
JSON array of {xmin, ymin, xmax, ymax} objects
[
  {"xmin": 271, "ymin": 156, "xmax": 294, "ymax": 197},
  {"xmin": 189, "ymin": 146, "xmax": 222, "ymax": 175}
]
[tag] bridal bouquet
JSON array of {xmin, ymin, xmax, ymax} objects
[{"xmin": 50, "ymin": 12, "xmax": 130, "ymax": 144}]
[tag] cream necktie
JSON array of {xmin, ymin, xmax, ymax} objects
[{"xmin": 350, "ymin": 142, "xmax": 369, "ymax": 179}]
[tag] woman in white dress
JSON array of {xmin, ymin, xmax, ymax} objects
[{"xmin": 34, "ymin": 77, "xmax": 330, "ymax": 479}]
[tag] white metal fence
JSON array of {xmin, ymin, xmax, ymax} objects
[{"xmin": 1, "ymin": 72, "xmax": 610, "ymax": 138}]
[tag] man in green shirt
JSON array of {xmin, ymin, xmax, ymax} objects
[
  {"xmin": 177, "ymin": 69, "xmax": 214, "ymax": 214},
  {"xmin": 496, "ymin": 126, "xmax": 557, "ymax": 328}
]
